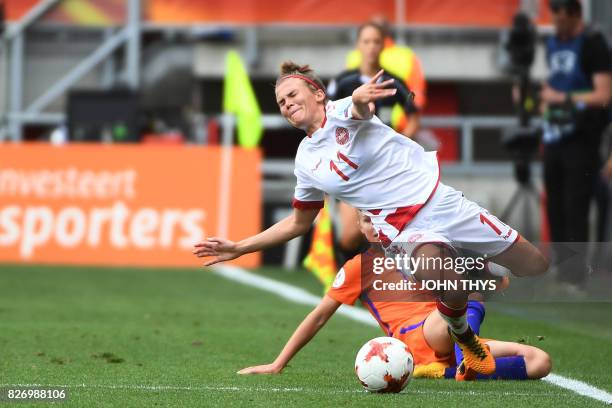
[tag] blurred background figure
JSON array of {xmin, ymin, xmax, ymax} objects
[
  {"xmin": 539, "ymin": 0, "xmax": 611, "ymax": 289},
  {"xmin": 593, "ymin": 100, "xmax": 612, "ymax": 273},
  {"xmin": 345, "ymin": 15, "xmax": 427, "ymax": 138},
  {"xmin": 328, "ymin": 22, "xmax": 418, "ymax": 138}
]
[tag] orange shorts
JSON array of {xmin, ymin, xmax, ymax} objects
[{"xmin": 395, "ymin": 317, "xmax": 453, "ymax": 367}]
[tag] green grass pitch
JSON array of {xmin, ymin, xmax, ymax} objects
[{"xmin": 0, "ymin": 264, "xmax": 610, "ymax": 407}]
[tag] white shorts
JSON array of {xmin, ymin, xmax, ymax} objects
[{"xmin": 385, "ymin": 183, "xmax": 519, "ymax": 263}]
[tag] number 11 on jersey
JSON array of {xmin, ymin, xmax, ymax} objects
[
  {"xmin": 330, "ymin": 151, "xmax": 359, "ymax": 181},
  {"xmin": 479, "ymin": 212, "xmax": 502, "ymax": 235}
]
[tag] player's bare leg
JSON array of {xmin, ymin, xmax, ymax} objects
[
  {"xmin": 412, "ymin": 243, "xmax": 495, "ymax": 376},
  {"xmin": 489, "ymin": 235, "xmax": 549, "ymax": 277}
]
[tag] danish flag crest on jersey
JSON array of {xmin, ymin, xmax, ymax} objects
[{"xmin": 335, "ymin": 127, "xmax": 349, "ymax": 145}]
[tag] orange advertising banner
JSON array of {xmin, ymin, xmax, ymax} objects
[
  {"xmin": 5, "ymin": 0, "xmax": 552, "ymax": 27},
  {"xmin": 146, "ymin": 0, "xmax": 395, "ymax": 25},
  {"xmin": 146, "ymin": 0, "xmax": 552, "ymax": 26},
  {"xmin": 5, "ymin": 0, "xmax": 126, "ymax": 25},
  {"xmin": 0, "ymin": 144, "xmax": 261, "ymax": 268}
]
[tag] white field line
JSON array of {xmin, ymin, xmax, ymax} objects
[
  {"xmin": 212, "ymin": 264, "xmax": 376, "ymax": 326},
  {"xmin": 542, "ymin": 374, "xmax": 612, "ymax": 405},
  {"xmin": 0, "ymin": 383, "xmax": 560, "ymax": 397},
  {"xmin": 213, "ymin": 265, "xmax": 612, "ymax": 405}
]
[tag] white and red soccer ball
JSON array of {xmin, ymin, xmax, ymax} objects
[{"xmin": 354, "ymin": 337, "xmax": 414, "ymax": 393}]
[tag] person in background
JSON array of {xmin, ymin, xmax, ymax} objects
[
  {"xmin": 597, "ymin": 116, "xmax": 612, "ymax": 245},
  {"xmin": 539, "ymin": 0, "xmax": 611, "ymax": 290},
  {"xmin": 346, "ymin": 15, "xmax": 427, "ymax": 131},
  {"xmin": 332, "ymin": 22, "xmax": 420, "ymax": 139}
]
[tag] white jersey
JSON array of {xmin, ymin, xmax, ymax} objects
[{"xmin": 293, "ymin": 97, "xmax": 440, "ymax": 245}]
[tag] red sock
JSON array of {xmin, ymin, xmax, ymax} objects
[{"xmin": 437, "ymin": 300, "xmax": 468, "ymax": 335}]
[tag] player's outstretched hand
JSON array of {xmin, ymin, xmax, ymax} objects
[
  {"xmin": 192, "ymin": 237, "xmax": 241, "ymax": 266},
  {"xmin": 352, "ymin": 69, "xmax": 397, "ymax": 106},
  {"xmin": 237, "ymin": 363, "xmax": 283, "ymax": 375}
]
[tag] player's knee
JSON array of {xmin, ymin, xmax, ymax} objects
[
  {"xmin": 540, "ymin": 351, "xmax": 553, "ymax": 377},
  {"xmin": 526, "ymin": 348, "xmax": 552, "ymax": 379},
  {"xmin": 533, "ymin": 350, "xmax": 552, "ymax": 379}
]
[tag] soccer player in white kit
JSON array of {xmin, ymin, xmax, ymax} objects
[{"xmin": 193, "ymin": 62, "xmax": 549, "ymax": 377}]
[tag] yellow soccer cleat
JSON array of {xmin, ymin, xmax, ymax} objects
[
  {"xmin": 413, "ymin": 362, "xmax": 448, "ymax": 379},
  {"xmin": 450, "ymin": 328, "xmax": 496, "ymax": 375},
  {"xmin": 455, "ymin": 343, "xmax": 491, "ymax": 381}
]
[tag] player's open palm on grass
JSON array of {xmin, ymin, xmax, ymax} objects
[
  {"xmin": 192, "ymin": 238, "xmax": 240, "ymax": 266},
  {"xmin": 237, "ymin": 363, "xmax": 282, "ymax": 375}
]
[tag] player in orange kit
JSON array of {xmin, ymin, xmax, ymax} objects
[{"xmin": 237, "ymin": 212, "xmax": 552, "ymax": 381}]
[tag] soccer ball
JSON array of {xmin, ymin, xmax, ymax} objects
[{"xmin": 354, "ymin": 336, "xmax": 414, "ymax": 393}]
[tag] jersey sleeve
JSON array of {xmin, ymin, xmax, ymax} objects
[
  {"xmin": 327, "ymin": 256, "xmax": 362, "ymax": 305},
  {"xmin": 292, "ymin": 165, "xmax": 324, "ymax": 210},
  {"xmin": 328, "ymin": 96, "xmax": 355, "ymax": 120}
]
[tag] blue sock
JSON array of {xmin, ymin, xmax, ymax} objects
[
  {"xmin": 444, "ymin": 367, "xmax": 456, "ymax": 379},
  {"xmin": 455, "ymin": 301, "xmax": 485, "ymax": 365},
  {"xmin": 476, "ymin": 356, "xmax": 528, "ymax": 380},
  {"xmin": 444, "ymin": 356, "xmax": 528, "ymax": 380}
]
